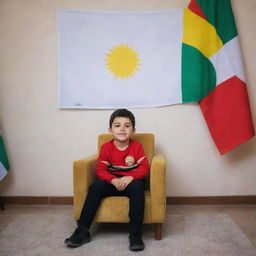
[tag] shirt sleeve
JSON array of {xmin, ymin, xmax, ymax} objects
[
  {"xmin": 128, "ymin": 143, "xmax": 150, "ymax": 180},
  {"xmin": 96, "ymin": 144, "xmax": 117, "ymax": 183}
]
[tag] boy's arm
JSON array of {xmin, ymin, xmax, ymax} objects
[
  {"xmin": 127, "ymin": 144, "xmax": 150, "ymax": 180},
  {"xmin": 96, "ymin": 145, "xmax": 117, "ymax": 183}
]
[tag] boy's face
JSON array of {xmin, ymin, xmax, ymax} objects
[{"xmin": 109, "ymin": 117, "xmax": 135, "ymax": 143}]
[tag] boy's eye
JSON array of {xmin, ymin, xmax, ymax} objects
[{"xmin": 113, "ymin": 123, "xmax": 131, "ymax": 128}]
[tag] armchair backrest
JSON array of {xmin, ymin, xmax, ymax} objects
[{"xmin": 98, "ymin": 133, "xmax": 154, "ymax": 163}]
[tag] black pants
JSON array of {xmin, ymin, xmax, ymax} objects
[{"xmin": 78, "ymin": 179, "xmax": 145, "ymax": 235}]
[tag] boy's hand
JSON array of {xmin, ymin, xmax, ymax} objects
[
  {"xmin": 118, "ymin": 176, "xmax": 134, "ymax": 190},
  {"xmin": 111, "ymin": 176, "xmax": 134, "ymax": 191},
  {"xmin": 111, "ymin": 178, "xmax": 122, "ymax": 191}
]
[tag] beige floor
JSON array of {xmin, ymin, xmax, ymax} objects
[{"xmin": 1, "ymin": 204, "xmax": 256, "ymax": 248}]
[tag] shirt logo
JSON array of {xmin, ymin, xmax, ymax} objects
[{"xmin": 125, "ymin": 155, "xmax": 135, "ymax": 166}]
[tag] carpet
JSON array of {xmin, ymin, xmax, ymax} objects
[{"xmin": 0, "ymin": 214, "xmax": 256, "ymax": 256}]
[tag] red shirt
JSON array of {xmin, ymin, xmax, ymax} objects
[{"xmin": 96, "ymin": 139, "xmax": 150, "ymax": 183}]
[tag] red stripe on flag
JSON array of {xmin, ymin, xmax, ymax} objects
[
  {"xmin": 199, "ymin": 76, "xmax": 255, "ymax": 155},
  {"xmin": 188, "ymin": 0, "xmax": 207, "ymax": 20}
]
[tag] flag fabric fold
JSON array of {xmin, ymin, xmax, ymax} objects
[
  {"xmin": 0, "ymin": 132, "xmax": 9, "ymax": 180},
  {"xmin": 184, "ymin": 0, "xmax": 255, "ymax": 154}
]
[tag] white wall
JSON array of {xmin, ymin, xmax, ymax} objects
[{"xmin": 0, "ymin": 0, "xmax": 255, "ymax": 197}]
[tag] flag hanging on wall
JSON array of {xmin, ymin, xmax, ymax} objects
[
  {"xmin": 57, "ymin": 8, "xmax": 184, "ymax": 108},
  {"xmin": 56, "ymin": 0, "xmax": 255, "ymax": 154},
  {"xmin": 184, "ymin": 0, "xmax": 255, "ymax": 154},
  {"xmin": 0, "ymin": 132, "xmax": 9, "ymax": 180}
]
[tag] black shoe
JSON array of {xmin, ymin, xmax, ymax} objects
[
  {"xmin": 129, "ymin": 234, "xmax": 145, "ymax": 251},
  {"xmin": 64, "ymin": 227, "xmax": 91, "ymax": 247}
]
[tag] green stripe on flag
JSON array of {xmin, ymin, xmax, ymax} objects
[
  {"xmin": 0, "ymin": 135, "xmax": 9, "ymax": 171},
  {"xmin": 196, "ymin": 0, "xmax": 237, "ymax": 44},
  {"xmin": 182, "ymin": 43, "xmax": 216, "ymax": 102}
]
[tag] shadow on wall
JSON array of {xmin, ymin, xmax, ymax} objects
[
  {"xmin": 0, "ymin": 171, "xmax": 15, "ymax": 194},
  {"xmin": 224, "ymin": 138, "xmax": 256, "ymax": 163}
]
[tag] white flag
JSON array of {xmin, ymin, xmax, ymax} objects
[{"xmin": 57, "ymin": 9, "xmax": 183, "ymax": 109}]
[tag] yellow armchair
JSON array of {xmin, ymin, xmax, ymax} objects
[{"xmin": 73, "ymin": 133, "xmax": 166, "ymax": 240}]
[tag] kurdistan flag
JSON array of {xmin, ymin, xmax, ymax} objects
[
  {"xmin": 0, "ymin": 132, "xmax": 9, "ymax": 180},
  {"xmin": 57, "ymin": 0, "xmax": 254, "ymax": 154}
]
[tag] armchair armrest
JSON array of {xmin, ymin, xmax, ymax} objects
[
  {"xmin": 73, "ymin": 154, "xmax": 98, "ymax": 220},
  {"xmin": 150, "ymin": 154, "xmax": 166, "ymax": 223}
]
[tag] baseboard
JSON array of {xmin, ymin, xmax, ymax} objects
[
  {"xmin": 167, "ymin": 196, "xmax": 256, "ymax": 205},
  {"xmin": 0, "ymin": 196, "xmax": 255, "ymax": 205},
  {"xmin": 0, "ymin": 196, "xmax": 73, "ymax": 205}
]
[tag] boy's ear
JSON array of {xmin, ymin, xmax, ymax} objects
[
  {"xmin": 133, "ymin": 128, "xmax": 136, "ymax": 133},
  {"xmin": 108, "ymin": 128, "xmax": 112, "ymax": 135}
]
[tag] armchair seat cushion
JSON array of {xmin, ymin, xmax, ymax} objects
[{"xmin": 94, "ymin": 191, "xmax": 152, "ymax": 223}]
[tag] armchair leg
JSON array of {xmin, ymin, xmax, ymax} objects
[{"xmin": 153, "ymin": 223, "xmax": 162, "ymax": 240}]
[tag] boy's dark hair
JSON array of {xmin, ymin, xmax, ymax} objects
[{"xmin": 109, "ymin": 109, "xmax": 135, "ymax": 128}]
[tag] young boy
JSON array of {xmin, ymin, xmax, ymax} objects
[{"xmin": 65, "ymin": 109, "xmax": 150, "ymax": 251}]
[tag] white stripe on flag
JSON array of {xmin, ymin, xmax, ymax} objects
[
  {"xmin": 0, "ymin": 161, "xmax": 7, "ymax": 181},
  {"xmin": 209, "ymin": 37, "xmax": 245, "ymax": 86}
]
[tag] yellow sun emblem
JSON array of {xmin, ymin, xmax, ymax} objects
[{"xmin": 105, "ymin": 44, "xmax": 141, "ymax": 79}]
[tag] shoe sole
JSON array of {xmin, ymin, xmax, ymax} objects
[
  {"xmin": 65, "ymin": 237, "xmax": 91, "ymax": 248},
  {"xmin": 129, "ymin": 245, "xmax": 145, "ymax": 251}
]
